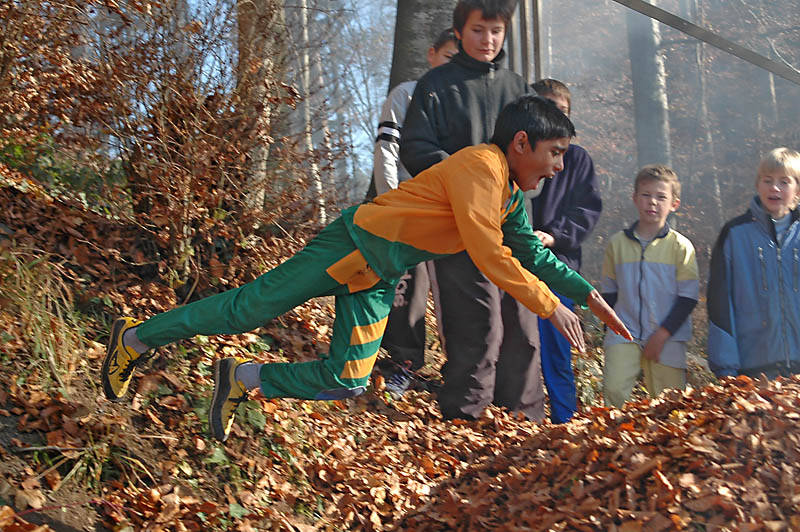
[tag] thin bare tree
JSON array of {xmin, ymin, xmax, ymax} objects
[
  {"xmin": 237, "ymin": 0, "xmax": 286, "ymax": 209},
  {"xmin": 626, "ymin": 1, "xmax": 672, "ymax": 167}
]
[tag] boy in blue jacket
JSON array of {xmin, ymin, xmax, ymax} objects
[{"xmin": 707, "ymin": 147, "xmax": 800, "ymax": 379}]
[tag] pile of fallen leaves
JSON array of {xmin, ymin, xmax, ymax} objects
[
  {"xmin": 398, "ymin": 375, "xmax": 800, "ymax": 531},
  {"xmin": 2, "ymin": 178, "xmax": 800, "ymax": 531},
  {"xmin": 2, "ymin": 373, "xmax": 799, "ymax": 531}
]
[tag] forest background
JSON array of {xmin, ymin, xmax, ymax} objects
[{"xmin": 1, "ymin": 0, "xmax": 800, "ymax": 530}]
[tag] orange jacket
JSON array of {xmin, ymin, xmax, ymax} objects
[{"xmin": 343, "ymin": 143, "xmax": 594, "ymax": 318}]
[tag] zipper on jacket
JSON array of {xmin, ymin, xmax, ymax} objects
[
  {"xmin": 757, "ymin": 247, "xmax": 767, "ymax": 291},
  {"xmin": 794, "ymin": 248, "xmax": 799, "ymax": 292},
  {"xmin": 638, "ymin": 243, "xmax": 646, "ymax": 340},
  {"xmin": 775, "ymin": 246, "xmax": 791, "ymax": 367}
]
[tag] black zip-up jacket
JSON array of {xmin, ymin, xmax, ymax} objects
[{"xmin": 399, "ymin": 45, "xmax": 530, "ymax": 177}]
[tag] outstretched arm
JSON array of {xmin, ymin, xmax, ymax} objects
[
  {"xmin": 549, "ymin": 291, "xmax": 632, "ymax": 352},
  {"xmin": 548, "ymin": 302, "xmax": 586, "ymax": 352},
  {"xmin": 586, "ymin": 290, "xmax": 633, "ymax": 341}
]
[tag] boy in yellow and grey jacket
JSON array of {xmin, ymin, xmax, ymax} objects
[
  {"xmin": 601, "ymin": 165, "xmax": 699, "ymax": 407},
  {"xmin": 101, "ymin": 96, "xmax": 631, "ymax": 441}
]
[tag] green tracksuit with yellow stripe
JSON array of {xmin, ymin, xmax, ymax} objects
[{"xmin": 135, "ymin": 144, "xmax": 595, "ymax": 401}]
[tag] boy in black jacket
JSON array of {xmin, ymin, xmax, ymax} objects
[{"xmin": 399, "ymin": 0, "xmax": 541, "ymax": 420}]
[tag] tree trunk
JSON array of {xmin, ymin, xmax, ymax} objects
[
  {"xmin": 679, "ymin": 0, "xmax": 723, "ymax": 231},
  {"xmin": 388, "ymin": 0, "xmax": 457, "ymax": 93},
  {"xmin": 237, "ymin": 0, "xmax": 285, "ymax": 210},
  {"xmin": 298, "ymin": 0, "xmax": 326, "ymax": 224},
  {"xmin": 626, "ymin": 2, "xmax": 672, "ymax": 167}
]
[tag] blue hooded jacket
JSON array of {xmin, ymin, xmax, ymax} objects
[{"xmin": 707, "ymin": 196, "xmax": 800, "ymax": 376}]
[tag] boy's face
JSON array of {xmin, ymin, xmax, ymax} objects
[
  {"xmin": 757, "ymin": 170, "xmax": 799, "ymax": 218},
  {"xmin": 455, "ymin": 11, "xmax": 506, "ymax": 63},
  {"xmin": 427, "ymin": 40, "xmax": 459, "ymax": 68},
  {"xmin": 507, "ymin": 133, "xmax": 569, "ymax": 191},
  {"xmin": 543, "ymin": 93, "xmax": 570, "ymax": 116},
  {"xmin": 632, "ymin": 180, "xmax": 679, "ymax": 228}
]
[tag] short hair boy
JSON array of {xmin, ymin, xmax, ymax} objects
[
  {"xmin": 707, "ymin": 147, "xmax": 800, "ymax": 379},
  {"xmin": 400, "ymin": 0, "xmax": 549, "ymax": 421},
  {"xmin": 101, "ymin": 95, "xmax": 630, "ymax": 442},
  {"xmin": 368, "ymin": 27, "xmax": 458, "ymax": 397},
  {"xmin": 530, "ymin": 79, "xmax": 571, "ymax": 114},
  {"xmin": 527, "ymin": 78, "xmax": 602, "ymax": 423},
  {"xmin": 370, "ymin": 28, "xmax": 458, "ymax": 197},
  {"xmin": 601, "ymin": 165, "xmax": 698, "ymax": 407}
]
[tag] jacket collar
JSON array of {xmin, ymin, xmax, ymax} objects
[
  {"xmin": 451, "ymin": 42, "xmax": 506, "ymax": 72},
  {"xmin": 623, "ymin": 220, "xmax": 670, "ymax": 242},
  {"xmin": 748, "ymin": 195, "xmax": 800, "ymax": 242}
]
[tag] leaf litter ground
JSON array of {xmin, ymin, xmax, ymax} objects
[{"xmin": 1, "ymin": 177, "xmax": 799, "ymax": 531}]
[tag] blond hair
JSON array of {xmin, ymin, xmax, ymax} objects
[
  {"xmin": 634, "ymin": 164, "xmax": 681, "ymax": 200},
  {"xmin": 756, "ymin": 147, "xmax": 800, "ymax": 185}
]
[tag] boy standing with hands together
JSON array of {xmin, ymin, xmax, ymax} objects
[{"xmin": 601, "ymin": 165, "xmax": 698, "ymax": 407}]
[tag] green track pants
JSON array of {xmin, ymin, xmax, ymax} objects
[{"xmin": 136, "ymin": 217, "xmax": 396, "ymax": 400}]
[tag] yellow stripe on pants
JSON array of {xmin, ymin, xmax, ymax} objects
[{"xmin": 340, "ymin": 316, "xmax": 388, "ymax": 380}]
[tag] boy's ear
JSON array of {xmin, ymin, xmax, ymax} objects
[
  {"xmin": 511, "ymin": 131, "xmax": 529, "ymax": 154},
  {"xmin": 454, "ymin": 28, "xmax": 462, "ymax": 40},
  {"xmin": 671, "ymin": 197, "xmax": 681, "ymax": 211}
]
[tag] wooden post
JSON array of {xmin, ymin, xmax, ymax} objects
[
  {"xmin": 516, "ymin": 0, "xmax": 528, "ymax": 82},
  {"xmin": 532, "ymin": 0, "xmax": 542, "ymax": 81}
]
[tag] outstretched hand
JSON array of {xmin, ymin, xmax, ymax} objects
[
  {"xmin": 586, "ymin": 290, "xmax": 633, "ymax": 341},
  {"xmin": 548, "ymin": 303, "xmax": 586, "ymax": 353}
]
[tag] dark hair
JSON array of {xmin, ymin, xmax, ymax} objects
[
  {"xmin": 490, "ymin": 95, "xmax": 575, "ymax": 153},
  {"xmin": 432, "ymin": 28, "xmax": 457, "ymax": 51},
  {"xmin": 531, "ymin": 78, "xmax": 571, "ymax": 111},
  {"xmin": 453, "ymin": 0, "xmax": 518, "ymax": 33}
]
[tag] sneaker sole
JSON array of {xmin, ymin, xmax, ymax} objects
[
  {"xmin": 101, "ymin": 318, "xmax": 128, "ymax": 402},
  {"xmin": 209, "ymin": 358, "xmax": 234, "ymax": 442}
]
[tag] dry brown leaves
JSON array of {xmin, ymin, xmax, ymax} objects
[
  {"xmin": 2, "ymin": 177, "xmax": 800, "ymax": 531},
  {"xmin": 2, "ymin": 325, "xmax": 799, "ymax": 532},
  {"xmin": 398, "ymin": 374, "xmax": 800, "ymax": 531},
  {"xmin": 0, "ymin": 173, "xmax": 306, "ymax": 318}
]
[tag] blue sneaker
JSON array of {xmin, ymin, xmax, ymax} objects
[{"xmin": 385, "ymin": 369, "xmax": 413, "ymax": 399}]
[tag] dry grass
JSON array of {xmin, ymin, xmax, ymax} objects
[{"xmin": 0, "ymin": 246, "xmax": 86, "ymax": 393}]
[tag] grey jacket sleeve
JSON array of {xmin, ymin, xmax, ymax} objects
[{"xmin": 373, "ymin": 81, "xmax": 415, "ymax": 194}]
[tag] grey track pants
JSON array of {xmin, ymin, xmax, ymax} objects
[{"xmin": 433, "ymin": 250, "xmax": 544, "ymax": 421}]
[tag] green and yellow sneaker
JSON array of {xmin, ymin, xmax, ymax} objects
[
  {"xmin": 209, "ymin": 357, "xmax": 250, "ymax": 442},
  {"xmin": 101, "ymin": 317, "xmax": 145, "ymax": 402}
]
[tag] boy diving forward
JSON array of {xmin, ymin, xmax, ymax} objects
[{"xmin": 101, "ymin": 95, "xmax": 632, "ymax": 441}]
